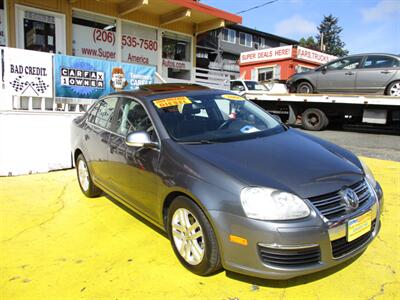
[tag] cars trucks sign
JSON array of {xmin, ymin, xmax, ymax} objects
[
  {"xmin": 240, "ymin": 46, "xmax": 293, "ymax": 64},
  {"xmin": 296, "ymin": 46, "xmax": 337, "ymax": 65}
]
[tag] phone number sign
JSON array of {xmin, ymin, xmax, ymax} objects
[{"xmin": 72, "ymin": 22, "xmax": 158, "ymax": 66}]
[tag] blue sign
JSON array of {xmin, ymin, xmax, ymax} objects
[{"xmin": 54, "ymin": 55, "xmax": 156, "ymax": 99}]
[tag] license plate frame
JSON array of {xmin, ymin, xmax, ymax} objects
[{"xmin": 347, "ymin": 210, "xmax": 372, "ymax": 242}]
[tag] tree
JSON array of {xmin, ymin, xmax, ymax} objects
[
  {"xmin": 316, "ymin": 14, "xmax": 348, "ymax": 57},
  {"xmin": 299, "ymin": 36, "xmax": 318, "ymax": 51}
]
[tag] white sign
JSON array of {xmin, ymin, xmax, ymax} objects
[
  {"xmin": 162, "ymin": 58, "xmax": 191, "ymax": 70},
  {"xmin": 72, "ymin": 24, "xmax": 117, "ymax": 61},
  {"xmin": 121, "ymin": 22, "xmax": 158, "ymax": 66},
  {"xmin": 240, "ymin": 46, "xmax": 293, "ymax": 64},
  {"xmin": 3, "ymin": 47, "xmax": 53, "ymax": 97},
  {"xmin": 0, "ymin": 9, "xmax": 6, "ymax": 46},
  {"xmin": 296, "ymin": 46, "xmax": 337, "ymax": 65}
]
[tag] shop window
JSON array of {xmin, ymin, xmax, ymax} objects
[
  {"xmin": 239, "ymin": 32, "xmax": 252, "ymax": 47},
  {"xmin": 258, "ymin": 65, "xmax": 281, "ymax": 82},
  {"xmin": 296, "ymin": 65, "xmax": 314, "ymax": 73},
  {"xmin": 162, "ymin": 32, "xmax": 192, "ymax": 80},
  {"xmin": 222, "ymin": 28, "xmax": 236, "ymax": 43},
  {"xmin": 72, "ymin": 11, "xmax": 116, "ymax": 61},
  {"xmin": 0, "ymin": 0, "xmax": 6, "ymax": 46},
  {"xmin": 121, "ymin": 21, "xmax": 158, "ymax": 66}
]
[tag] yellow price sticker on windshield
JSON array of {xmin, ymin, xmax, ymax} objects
[
  {"xmin": 221, "ymin": 94, "xmax": 245, "ymax": 101},
  {"xmin": 153, "ymin": 97, "xmax": 192, "ymax": 108}
]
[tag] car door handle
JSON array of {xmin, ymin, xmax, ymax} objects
[
  {"xmin": 345, "ymin": 71, "xmax": 355, "ymax": 75},
  {"xmin": 381, "ymin": 70, "xmax": 391, "ymax": 74}
]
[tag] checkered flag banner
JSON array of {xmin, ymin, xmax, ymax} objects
[
  {"xmin": 9, "ymin": 76, "xmax": 49, "ymax": 96},
  {"xmin": 4, "ymin": 47, "xmax": 53, "ymax": 98}
]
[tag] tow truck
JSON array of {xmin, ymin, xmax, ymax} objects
[{"xmin": 231, "ymin": 79, "xmax": 400, "ymax": 132}]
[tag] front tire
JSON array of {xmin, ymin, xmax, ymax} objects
[
  {"xmin": 296, "ymin": 81, "xmax": 314, "ymax": 94},
  {"xmin": 386, "ymin": 81, "xmax": 400, "ymax": 96},
  {"xmin": 302, "ymin": 108, "xmax": 329, "ymax": 131},
  {"xmin": 76, "ymin": 153, "xmax": 101, "ymax": 198},
  {"xmin": 167, "ymin": 196, "xmax": 222, "ymax": 276}
]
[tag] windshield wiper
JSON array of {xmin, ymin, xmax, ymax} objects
[{"xmin": 179, "ymin": 140, "xmax": 221, "ymax": 145}]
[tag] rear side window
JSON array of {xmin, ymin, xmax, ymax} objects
[
  {"xmin": 87, "ymin": 101, "xmax": 101, "ymax": 124},
  {"xmin": 363, "ymin": 56, "xmax": 399, "ymax": 69},
  {"xmin": 92, "ymin": 97, "xmax": 118, "ymax": 129}
]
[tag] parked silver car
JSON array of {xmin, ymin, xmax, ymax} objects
[{"xmin": 287, "ymin": 53, "xmax": 400, "ymax": 96}]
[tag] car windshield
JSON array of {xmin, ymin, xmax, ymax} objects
[
  {"xmin": 244, "ymin": 81, "xmax": 268, "ymax": 91},
  {"xmin": 152, "ymin": 93, "xmax": 284, "ymax": 143}
]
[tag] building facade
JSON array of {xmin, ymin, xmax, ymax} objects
[
  {"xmin": 239, "ymin": 45, "xmax": 337, "ymax": 82},
  {"xmin": 196, "ymin": 24, "xmax": 298, "ymax": 75},
  {"xmin": 0, "ymin": 0, "xmax": 241, "ymax": 83}
]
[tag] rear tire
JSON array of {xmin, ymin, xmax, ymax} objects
[
  {"xmin": 167, "ymin": 196, "xmax": 222, "ymax": 276},
  {"xmin": 302, "ymin": 108, "xmax": 329, "ymax": 131},
  {"xmin": 386, "ymin": 81, "xmax": 400, "ymax": 96},
  {"xmin": 296, "ymin": 81, "xmax": 314, "ymax": 94},
  {"xmin": 76, "ymin": 153, "xmax": 101, "ymax": 198}
]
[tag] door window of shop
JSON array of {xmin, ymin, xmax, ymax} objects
[
  {"xmin": 162, "ymin": 32, "xmax": 192, "ymax": 81},
  {"xmin": 15, "ymin": 5, "xmax": 65, "ymax": 54},
  {"xmin": 72, "ymin": 11, "xmax": 116, "ymax": 61},
  {"xmin": 0, "ymin": 0, "xmax": 6, "ymax": 46}
]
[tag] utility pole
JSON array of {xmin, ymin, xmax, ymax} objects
[{"xmin": 320, "ymin": 33, "xmax": 326, "ymax": 52}]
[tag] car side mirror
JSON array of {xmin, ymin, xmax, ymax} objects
[
  {"xmin": 125, "ymin": 131, "xmax": 158, "ymax": 149},
  {"xmin": 321, "ymin": 66, "xmax": 327, "ymax": 74}
]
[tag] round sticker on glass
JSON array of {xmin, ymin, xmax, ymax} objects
[{"xmin": 221, "ymin": 94, "xmax": 245, "ymax": 101}]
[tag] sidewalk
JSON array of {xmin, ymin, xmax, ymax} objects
[{"xmin": 1, "ymin": 157, "xmax": 399, "ymax": 300}]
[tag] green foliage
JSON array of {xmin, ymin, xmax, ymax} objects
[
  {"xmin": 316, "ymin": 14, "xmax": 349, "ymax": 57},
  {"xmin": 299, "ymin": 36, "xmax": 318, "ymax": 51},
  {"xmin": 299, "ymin": 14, "xmax": 349, "ymax": 57}
]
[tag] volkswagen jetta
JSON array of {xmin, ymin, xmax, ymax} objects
[{"xmin": 71, "ymin": 84, "xmax": 383, "ymax": 279}]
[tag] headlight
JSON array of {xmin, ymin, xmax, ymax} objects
[
  {"xmin": 240, "ymin": 187, "xmax": 310, "ymax": 220},
  {"xmin": 360, "ymin": 160, "xmax": 377, "ymax": 188}
]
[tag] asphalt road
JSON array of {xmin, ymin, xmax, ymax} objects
[{"xmin": 300, "ymin": 128, "xmax": 400, "ymax": 162}]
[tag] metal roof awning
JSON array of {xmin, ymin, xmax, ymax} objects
[{"xmin": 75, "ymin": 0, "xmax": 242, "ymax": 34}]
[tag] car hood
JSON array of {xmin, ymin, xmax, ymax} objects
[{"xmin": 181, "ymin": 129, "xmax": 363, "ymax": 199}]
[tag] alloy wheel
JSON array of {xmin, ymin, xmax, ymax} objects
[
  {"xmin": 77, "ymin": 159, "xmax": 90, "ymax": 192},
  {"xmin": 171, "ymin": 208, "xmax": 205, "ymax": 265},
  {"xmin": 389, "ymin": 82, "xmax": 400, "ymax": 96}
]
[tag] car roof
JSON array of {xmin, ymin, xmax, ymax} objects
[{"xmin": 108, "ymin": 83, "xmax": 233, "ymax": 102}]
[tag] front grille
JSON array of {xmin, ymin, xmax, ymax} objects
[
  {"xmin": 308, "ymin": 180, "xmax": 371, "ymax": 220},
  {"xmin": 258, "ymin": 245, "xmax": 321, "ymax": 267},
  {"xmin": 331, "ymin": 220, "xmax": 376, "ymax": 258}
]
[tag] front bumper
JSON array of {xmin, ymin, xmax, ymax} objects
[{"xmin": 209, "ymin": 187, "xmax": 383, "ymax": 280}]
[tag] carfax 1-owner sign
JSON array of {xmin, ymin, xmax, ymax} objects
[
  {"xmin": 2, "ymin": 47, "xmax": 53, "ymax": 97},
  {"xmin": 54, "ymin": 54, "xmax": 156, "ymax": 99}
]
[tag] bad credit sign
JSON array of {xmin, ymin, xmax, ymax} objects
[
  {"xmin": 296, "ymin": 46, "xmax": 337, "ymax": 65},
  {"xmin": 240, "ymin": 45, "xmax": 292, "ymax": 64}
]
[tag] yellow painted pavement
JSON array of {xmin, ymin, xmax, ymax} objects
[{"xmin": 0, "ymin": 157, "xmax": 399, "ymax": 300}]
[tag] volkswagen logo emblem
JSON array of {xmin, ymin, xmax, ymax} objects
[{"xmin": 340, "ymin": 188, "xmax": 359, "ymax": 210}]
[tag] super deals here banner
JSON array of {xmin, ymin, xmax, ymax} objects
[{"xmin": 55, "ymin": 55, "xmax": 156, "ymax": 99}]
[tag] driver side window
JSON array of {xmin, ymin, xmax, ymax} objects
[
  {"xmin": 327, "ymin": 57, "xmax": 362, "ymax": 70},
  {"xmin": 115, "ymin": 98, "xmax": 156, "ymax": 140}
]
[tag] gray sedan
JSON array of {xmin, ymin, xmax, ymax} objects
[
  {"xmin": 287, "ymin": 53, "xmax": 400, "ymax": 96},
  {"xmin": 71, "ymin": 84, "xmax": 383, "ymax": 279}
]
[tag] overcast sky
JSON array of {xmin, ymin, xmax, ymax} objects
[{"xmin": 201, "ymin": 0, "xmax": 400, "ymax": 54}]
